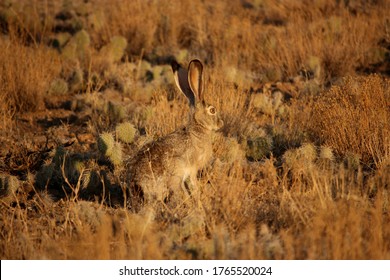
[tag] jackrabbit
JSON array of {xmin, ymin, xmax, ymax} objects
[{"xmin": 127, "ymin": 59, "xmax": 224, "ymax": 205}]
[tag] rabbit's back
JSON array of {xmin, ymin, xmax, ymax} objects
[{"xmin": 129, "ymin": 125, "xmax": 213, "ymax": 201}]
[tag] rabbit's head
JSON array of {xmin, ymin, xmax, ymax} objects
[{"xmin": 171, "ymin": 59, "xmax": 224, "ymax": 131}]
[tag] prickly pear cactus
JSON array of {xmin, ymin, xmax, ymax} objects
[
  {"xmin": 61, "ymin": 29, "xmax": 90, "ymax": 61},
  {"xmin": 116, "ymin": 122, "xmax": 137, "ymax": 144},
  {"xmin": 109, "ymin": 142, "xmax": 123, "ymax": 166},
  {"xmin": 106, "ymin": 101, "xmax": 126, "ymax": 123},
  {"xmin": 49, "ymin": 78, "xmax": 69, "ymax": 95},
  {"xmin": 97, "ymin": 132, "xmax": 115, "ymax": 157},
  {"xmin": 246, "ymin": 136, "xmax": 273, "ymax": 161},
  {"xmin": 97, "ymin": 132, "xmax": 123, "ymax": 166},
  {"xmin": 100, "ymin": 36, "xmax": 127, "ymax": 63}
]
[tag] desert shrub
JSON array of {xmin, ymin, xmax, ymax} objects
[{"xmin": 309, "ymin": 75, "xmax": 390, "ymax": 168}]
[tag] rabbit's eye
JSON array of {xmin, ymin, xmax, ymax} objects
[{"xmin": 208, "ymin": 106, "xmax": 216, "ymax": 115}]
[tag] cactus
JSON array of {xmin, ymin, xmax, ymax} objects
[
  {"xmin": 81, "ymin": 170, "xmax": 102, "ymax": 195},
  {"xmin": 49, "ymin": 78, "xmax": 69, "ymax": 95},
  {"xmin": 35, "ymin": 145, "xmax": 95, "ymax": 196},
  {"xmin": 140, "ymin": 106, "xmax": 154, "ymax": 123},
  {"xmin": 225, "ymin": 66, "xmax": 239, "ymax": 84},
  {"xmin": 73, "ymin": 29, "xmax": 90, "ymax": 60},
  {"xmin": 61, "ymin": 0, "xmax": 75, "ymax": 13},
  {"xmin": 109, "ymin": 142, "xmax": 123, "ymax": 166},
  {"xmin": 72, "ymin": 160, "xmax": 85, "ymax": 174},
  {"xmin": 70, "ymin": 98, "xmax": 86, "ymax": 111},
  {"xmin": 225, "ymin": 66, "xmax": 254, "ymax": 86},
  {"xmin": 69, "ymin": 67, "xmax": 84, "ymax": 92},
  {"xmin": 282, "ymin": 149, "xmax": 299, "ymax": 169},
  {"xmin": 252, "ymin": 94, "xmax": 273, "ymax": 115},
  {"xmin": 61, "ymin": 29, "xmax": 90, "ymax": 61},
  {"xmin": 151, "ymin": 65, "xmax": 171, "ymax": 85},
  {"xmin": 61, "ymin": 40, "xmax": 77, "ymax": 61},
  {"xmin": 246, "ymin": 136, "xmax": 273, "ymax": 161},
  {"xmin": 318, "ymin": 145, "xmax": 334, "ymax": 168},
  {"xmin": 37, "ymin": 146, "xmax": 68, "ymax": 189},
  {"xmin": 97, "ymin": 131, "xmax": 123, "ymax": 165},
  {"xmin": 72, "ymin": 17, "xmax": 84, "ymax": 32},
  {"xmin": 81, "ymin": 170, "xmax": 91, "ymax": 190},
  {"xmin": 100, "ymin": 36, "xmax": 127, "ymax": 63},
  {"xmin": 98, "ymin": 132, "xmax": 115, "ymax": 157},
  {"xmin": 98, "ymin": 138, "xmax": 123, "ymax": 166},
  {"xmin": 106, "ymin": 101, "xmax": 126, "ymax": 123},
  {"xmin": 298, "ymin": 143, "xmax": 317, "ymax": 164},
  {"xmin": 283, "ymin": 143, "xmax": 317, "ymax": 169},
  {"xmin": 136, "ymin": 60, "xmax": 152, "ymax": 81},
  {"xmin": 116, "ymin": 122, "xmax": 137, "ymax": 144},
  {"xmin": 344, "ymin": 152, "xmax": 361, "ymax": 170},
  {"xmin": 319, "ymin": 146, "xmax": 334, "ymax": 161}
]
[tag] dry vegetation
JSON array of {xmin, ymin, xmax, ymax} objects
[{"xmin": 0, "ymin": 0, "xmax": 389, "ymax": 259}]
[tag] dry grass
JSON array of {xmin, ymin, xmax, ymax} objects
[
  {"xmin": 309, "ymin": 75, "xmax": 390, "ymax": 168},
  {"xmin": 94, "ymin": 0, "xmax": 388, "ymax": 82},
  {"xmin": 0, "ymin": 0, "xmax": 389, "ymax": 260},
  {"xmin": 0, "ymin": 39, "xmax": 61, "ymax": 127}
]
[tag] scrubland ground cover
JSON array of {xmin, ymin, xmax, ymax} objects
[{"xmin": 0, "ymin": 0, "xmax": 389, "ymax": 259}]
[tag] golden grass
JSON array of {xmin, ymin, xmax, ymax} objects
[
  {"xmin": 0, "ymin": 0, "xmax": 389, "ymax": 260},
  {"xmin": 1, "ymin": 156, "xmax": 389, "ymax": 259},
  {"xmin": 0, "ymin": 39, "xmax": 61, "ymax": 127},
  {"xmin": 310, "ymin": 75, "xmax": 390, "ymax": 168}
]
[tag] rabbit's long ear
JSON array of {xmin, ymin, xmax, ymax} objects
[
  {"xmin": 171, "ymin": 60, "xmax": 196, "ymax": 107},
  {"xmin": 188, "ymin": 59, "xmax": 204, "ymax": 102}
]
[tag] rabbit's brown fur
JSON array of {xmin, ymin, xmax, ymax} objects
[{"xmin": 127, "ymin": 59, "xmax": 223, "ymax": 205}]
